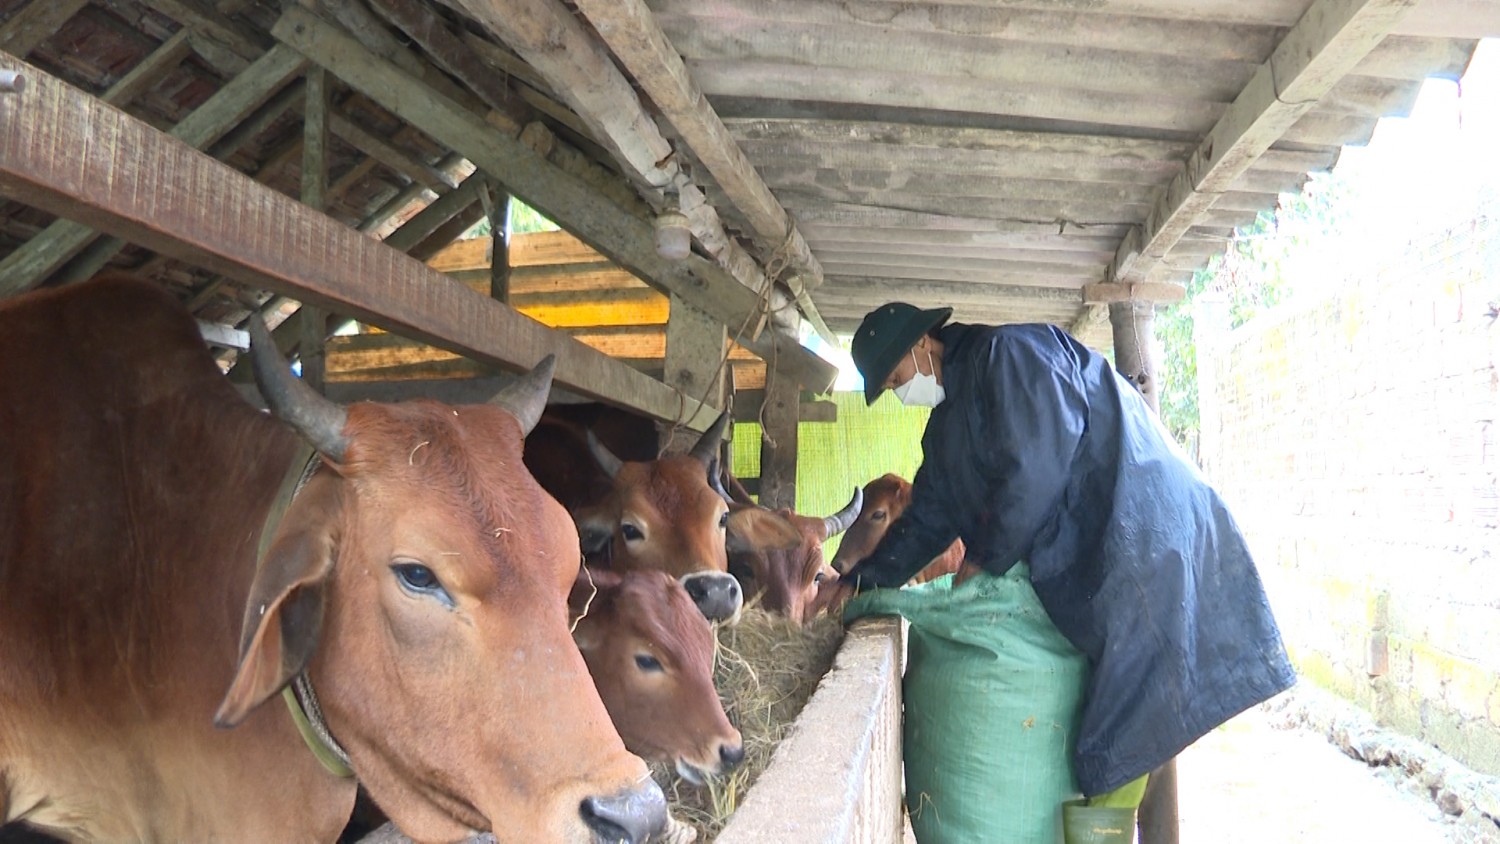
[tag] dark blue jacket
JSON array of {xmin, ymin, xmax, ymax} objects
[{"xmin": 845, "ymin": 322, "xmax": 1296, "ymax": 795}]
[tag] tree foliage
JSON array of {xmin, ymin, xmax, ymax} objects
[{"xmin": 1157, "ymin": 171, "xmax": 1355, "ymax": 451}]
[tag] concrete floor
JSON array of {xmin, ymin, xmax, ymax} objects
[{"xmin": 901, "ymin": 701, "xmax": 1498, "ymax": 844}]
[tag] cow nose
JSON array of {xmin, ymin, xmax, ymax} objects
[
  {"xmin": 720, "ymin": 742, "xmax": 745, "ymax": 770},
  {"xmin": 580, "ymin": 780, "xmax": 667, "ymax": 844},
  {"xmin": 680, "ymin": 572, "xmax": 742, "ymax": 623}
]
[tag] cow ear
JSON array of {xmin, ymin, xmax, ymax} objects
[
  {"xmin": 569, "ymin": 565, "xmax": 621, "ymax": 611},
  {"xmin": 725, "ymin": 507, "xmax": 802, "ymax": 554},
  {"xmin": 573, "ymin": 506, "xmax": 614, "ymax": 555},
  {"xmin": 214, "ymin": 482, "xmax": 341, "ymax": 728}
]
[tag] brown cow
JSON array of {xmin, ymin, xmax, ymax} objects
[
  {"xmin": 525, "ymin": 407, "xmax": 801, "ymax": 623},
  {"xmin": 569, "ymin": 567, "xmax": 744, "ymax": 784},
  {"xmin": 725, "ymin": 489, "xmax": 864, "ymax": 625},
  {"xmin": 0, "ymin": 277, "xmax": 664, "ymax": 844},
  {"xmin": 829, "ymin": 473, "xmax": 971, "ymax": 586}
]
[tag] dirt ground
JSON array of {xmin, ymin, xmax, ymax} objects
[{"xmin": 1178, "ymin": 701, "xmax": 1497, "ymax": 844}]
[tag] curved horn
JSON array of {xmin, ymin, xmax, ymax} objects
[
  {"xmin": 488, "ymin": 354, "xmax": 556, "ymax": 435},
  {"xmin": 689, "ymin": 411, "xmax": 731, "ymax": 465},
  {"xmin": 707, "ymin": 458, "xmax": 734, "ymax": 505},
  {"xmin": 822, "ymin": 487, "xmax": 864, "ymax": 538},
  {"xmin": 586, "ymin": 429, "xmax": 624, "ymax": 478},
  {"xmin": 248, "ymin": 315, "xmax": 348, "ymax": 462}
]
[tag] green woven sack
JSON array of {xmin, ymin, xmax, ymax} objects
[{"xmin": 845, "ymin": 566, "xmax": 1090, "ymax": 844}]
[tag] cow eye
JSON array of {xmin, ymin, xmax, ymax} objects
[
  {"xmin": 391, "ymin": 562, "xmax": 453, "ymax": 607},
  {"xmin": 872, "ymin": 510, "xmax": 887, "ymax": 522},
  {"xmin": 621, "ymin": 523, "xmax": 645, "ymax": 542},
  {"xmin": 718, "ymin": 512, "xmax": 729, "ymax": 529},
  {"xmin": 814, "ymin": 571, "xmax": 826, "ymax": 584},
  {"xmin": 634, "ymin": 653, "xmax": 663, "ymax": 673}
]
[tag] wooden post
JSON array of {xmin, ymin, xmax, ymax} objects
[
  {"xmin": 758, "ymin": 373, "xmax": 799, "ymax": 511},
  {"xmin": 1109, "ymin": 300, "xmax": 1160, "ymax": 415},
  {"xmin": 661, "ymin": 293, "xmax": 727, "ymax": 454},
  {"xmin": 487, "ymin": 181, "xmax": 512, "ymax": 303},
  {"xmin": 1111, "ymin": 298, "xmax": 1174, "ymax": 843},
  {"xmin": 298, "ymin": 67, "xmax": 330, "ymax": 393}
]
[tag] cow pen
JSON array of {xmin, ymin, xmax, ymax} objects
[{"xmin": 2, "ymin": 0, "xmax": 1499, "ymax": 842}]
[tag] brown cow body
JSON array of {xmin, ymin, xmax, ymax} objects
[
  {"xmin": 569, "ymin": 568, "xmax": 743, "ymax": 784},
  {"xmin": 525, "ymin": 407, "xmax": 800, "ymax": 623},
  {"xmin": 0, "ymin": 278, "xmax": 663, "ymax": 844},
  {"xmin": 830, "ymin": 474, "xmax": 971, "ymax": 586}
]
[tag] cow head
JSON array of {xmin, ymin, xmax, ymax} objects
[
  {"xmin": 570, "ymin": 567, "xmax": 743, "ymax": 785},
  {"xmin": 729, "ymin": 488, "xmax": 863, "ymax": 625},
  {"xmin": 574, "ymin": 413, "xmax": 801, "ymax": 623},
  {"xmin": 215, "ymin": 324, "xmax": 665, "ymax": 844},
  {"xmin": 829, "ymin": 474, "xmax": 912, "ymax": 575}
]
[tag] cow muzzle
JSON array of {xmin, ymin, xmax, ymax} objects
[
  {"xmin": 678, "ymin": 572, "xmax": 742, "ymax": 624},
  {"xmin": 580, "ymin": 780, "xmax": 667, "ymax": 844}
]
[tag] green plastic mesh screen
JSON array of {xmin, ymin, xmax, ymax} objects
[{"xmin": 730, "ymin": 391, "xmax": 932, "ymax": 560}]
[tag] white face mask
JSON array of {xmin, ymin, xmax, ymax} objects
[{"xmin": 892, "ymin": 348, "xmax": 945, "ymax": 407}]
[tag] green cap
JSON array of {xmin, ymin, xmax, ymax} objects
[{"xmin": 851, "ymin": 302, "xmax": 952, "ymax": 405}]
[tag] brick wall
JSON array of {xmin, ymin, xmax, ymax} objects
[{"xmin": 1198, "ymin": 216, "xmax": 1500, "ymax": 776}]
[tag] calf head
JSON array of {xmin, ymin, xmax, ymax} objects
[
  {"xmin": 215, "ymin": 328, "xmax": 665, "ymax": 844},
  {"xmin": 574, "ymin": 413, "xmax": 800, "ymax": 623},
  {"xmin": 570, "ymin": 568, "xmax": 743, "ymax": 785},
  {"xmin": 829, "ymin": 474, "xmax": 912, "ymax": 575},
  {"xmin": 729, "ymin": 488, "xmax": 863, "ymax": 625}
]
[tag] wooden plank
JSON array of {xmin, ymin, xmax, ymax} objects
[
  {"xmin": 772, "ymin": 184, "xmax": 1149, "ymax": 225},
  {"xmin": 0, "ymin": 0, "xmax": 89, "ymax": 57},
  {"xmin": 658, "ymin": 9, "xmax": 1256, "ymax": 102},
  {"xmin": 272, "ymin": 6, "xmax": 837, "ymax": 393},
  {"xmin": 788, "ymin": 203, "xmax": 1133, "ymax": 239},
  {"xmin": 731, "ymin": 393, "xmax": 836, "ymax": 424},
  {"xmin": 740, "ymin": 140, "xmax": 1180, "ymax": 184},
  {"xmin": 0, "ymin": 53, "xmax": 721, "ymax": 431},
  {"xmin": 662, "ymin": 294, "xmax": 728, "ymax": 451},
  {"xmin": 650, "ymin": 0, "xmax": 1281, "ymax": 63},
  {"xmin": 817, "ymin": 261, "xmax": 1096, "ymax": 287},
  {"xmin": 0, "ymin": 44, "xmax": 306, "ymax": 296},
  {"xmin": 381, "ymin": 175, "xmax": 483, "ymax": 253},
  {"xmin": 1110, "ymin": 0, "xmax": 1418, "ymax": 284},
  {"xmin": 570, "ymin": 0, "xmax": 831, "ymax": 310},
  {"xmin": 726, "ymin": 118, "xmax": 1196, "ymax": 162},
  {"xmin": 299, "ymin": 65, "xmax": 331, "ymax": 393},
  {"xmin": 326, "ymin": 328, "xmax": 757, "ymax": 375},
  {"xmin": 428, "ymin": 231, "xmax": 606, "ymax": 272},
  {"xmin": 761, "ymin": 167, "xmax": 1159, "ymax": 206}
]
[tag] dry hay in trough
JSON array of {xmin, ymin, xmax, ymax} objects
[{"xmin": 654, "ymin": 604, "xmax": 845, "ymax": 841}]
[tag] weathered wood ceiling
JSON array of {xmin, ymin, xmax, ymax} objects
[{"xmin": 0, "ymin": 0, "xmax": 1493, "ymax": 399}]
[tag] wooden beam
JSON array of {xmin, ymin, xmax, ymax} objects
[
  {"xmin": 0, "ymin": 53, "xmax": 720, "ymax": 431},
  {"xmin": 101, "ymin": 29, "xmax": 194, "ymax": 107},
  {"xmin": 0, "ymin": 44, "xmax": 307, "ymax": 296},
  {"xmin": 272, "ymin": 6, "xmax": 837, "ymax": 393},
  {"xmin": 1110, "ymin": 0, "xmax": 1417, "ymax": 284},
  {"xmin": 1082, "ymin": 282, "xmax": 1186, "ymax": 305},
  {"xmin": 732, "ymin": 394, "xmax": 836, "ymax": 424},
  {"xmin": 298, "ymin": 65, "xmax": 332, "ymax": 392},
  {"xmin": 329, "ymin": 112, "xmax": 458, "ymax": 191},
  {"xmin": 0, "ymin": 0, "xmax": 88, "ymax": 58},
  {"xmin": 570, "ymin": 0, "xmax": 827, "ymax": 296},
  {"xmin": 486, "ymin": 182, "xmax": 511, "ymax": 303},
  {"xmin": 381, "ymin": 175, "xmax": 484, "ymax": 253}
]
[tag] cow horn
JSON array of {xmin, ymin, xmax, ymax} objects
[
  {"xmin": 248, "ymin": 315, "xmax": 349, "ymax": 462},
  {"xmin": 587, "ymin": 429, "xmax": 624, "ymax": 478},
  {"xmin": 708, "ymin": 458, "xmax": 734, "ymax": 504},
  {"xmin": 688, "ymin": 411, "xmax": 731, "ymax": 465},
  {"xmin": 822, "ymin": 487, "xmax": 864, "ymax": 538},
  {"xmin": 488, "ymin": 354, "xmax": 556, "ymax": 435}
]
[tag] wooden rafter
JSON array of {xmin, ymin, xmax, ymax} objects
[
  {"xmin": 443, "ymin": 0, "xmax": 832, "ymax": 345},
  {"xmin": 0, "ymin": 52, "xmax": 721, "ymax": 431},
  {"xmin": 568, "ymin": 0, "xmax": 834, "ymax": 319},
  {"xmin": 272, "ymin": 6, "xmax": 836, "ymax": 393},
  {"xmin": 1109, "ymin": 0, "xmax": 1419, "ymax": 285},
  {"xmin": 0, "ymin": 0, "xmax": 89, "ymax": 58}
]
